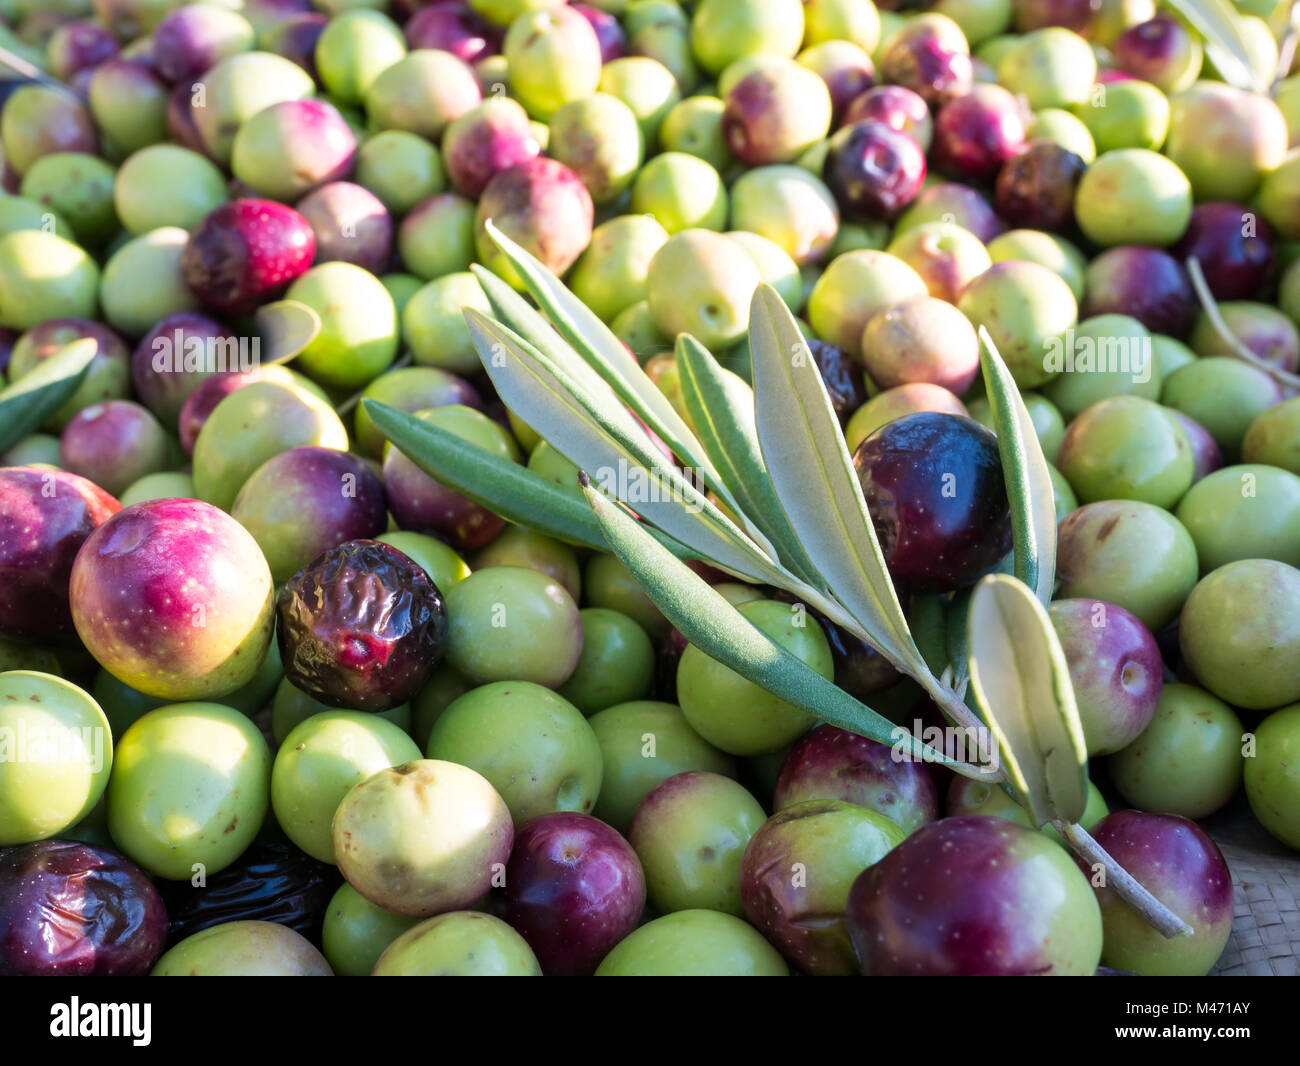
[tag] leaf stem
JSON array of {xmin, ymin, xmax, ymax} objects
[
  {"xmin": 1186, "ymin": 257, "xmax": 1300, "ymax": 389},
  {"xmin": 1054, "ymin": 821, "xmax": 1194, "ymax": 939}
]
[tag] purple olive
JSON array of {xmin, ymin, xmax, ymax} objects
[
  {"xmin": 846, "ymin": 815, "xmax": 1104, "ymax": 975},
  {"xmin": 182, "ymin": 198, "xmax": 316, "ymax": 316},
  {"xmin": 0, "ymin": 840, "xmax": 167, "ymax": 976},
  {"xmin": 879, "ymin": 23, "xmax": 973, "ymax": 109},
  {"xmin": 841, "ymin": 85, "xmax": 932, "ymax": 149},
  {"xmin": 932, "ymin": 83, "xmax": 1026, "ymax": 180},
  {"xmin": 573, "ymin": 3, "xmax": 626, "ymax": 64},
  {"xmin": 261, "ymin": 13, "xmax": 327, "ymax": 81},
  {"xmin": 277, "ymin": 540, "xmax": 448, "ymax": 713},
  {"xmin": 773, "ymin": 724, "xmax": 938, "ymax": 834},
  {"xmin": 808, "ymin": 337, "xmax": 867, "ymax": 427},
  {"xmin": 0, "ymin": 467, "xmax": 121, "ymax": 645},
  {"xmin": 58, "ymin": 400, "xmax": 170, "ymax": 498},
  {"xmin": 47, "ymin": 20, "xmax": 120, "ymax": 83},
  {"xmin": 1173, "ymin": 202, "xmax": 1274, "ymax": 301},
  {"xmin": 1082, "ymin": 246, "xmax": 1196, "ymax": 336},
  {"xmin": 501, "ymin": 812, "xmax": 645, "ymax": 976},
  {"xmin": 852, "ymin": 412, "xmax": 1013, "ymax": 592},
  {"xmin": 823, "ymin": 120, "xmax": 927, "ymax": 221},
  {"xmin": 151, "ymin": 3, "xmax": 255, "ymax": 84},
  {"xmin": 131, "ymin": 310, "xmax": 241, "ymax": 427},
  {"xmin": 295, "ymin": 181, "xmax": 393, "ymax": 275},
  {"xmin": 995, "ymin": 141, "xmax": 1087, "ymax": 231},
  {"xmin": 404, "ymin": 2, "xmax": 502, "ymax": 64},
  {"xmin": 442, "ymin": 98, "xmax": 542, "ymax": 199},
  {"xmin": 1048, "ymin": 598, "xmax": 1164, "ymax": 755}
]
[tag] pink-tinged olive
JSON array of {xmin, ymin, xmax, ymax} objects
[
  {"xmin": 1165, "ymin": 82, "xmax": 1287, "ymax": 205},
  {"xmin": 573, "ymin": 2, "xmax": 626, "ymax": 63},
  {"xmin": 295, "ymin": 181, "xmax": 393, "ymax": 276},
  {"xmin": 1188, "ymin": 301, "xmax": 1300, "ymax": 373},
  {"xmin": 722, "ymin": 60, "xmax": 833, "ymax": 167},
  {"xmin": 879, "ymin": 15, "xmax": 973, "ymax": 109},
  {"xmin": 151, "ymin": 920, "xmax": 331, "ymax": 976},
  {"xmin": 852, "ymin": 412, "xmax": 1012, "ymax": 592},
  {"xmin": 190, "ymin": 52, "xmax": 314, "ymax": 166},
  {"xmin": 628, "ymin": 770, "xmax": 765, "ymax": 917},
  {"xmin": 0, "ymin": 672, "xmax": 113, "ymax": 847},
  {"xmin": 58, "ymin": 401, "xmax": 169, "ymax": 499},
  {"xmin": 841, "ymin": 85, "xmax": 932, "ymax": 151},
  {"xmin": 895, "ymin": 180, "xmax": 1004, "ymax": 242},
  {"xmin": 474, "ymin": 157, "xmax": 594, "ymax": 288},
  {"xmin": 594, "ymin": 909, "xmax": 789, "ymax": 976},
  {"xmin": 232, "ymin": 447, "xmax": 388, "ymax": 586},
  {"xmin": 502, "ymin": 812, "xmax": 645, "ymax": 976},
  {"xmin": 331, "ymin": 759, "xmax": 514, "ymax": 919},
  {"xmin": 885, "ymin": 221, "xmax": 991, "ymax": 304},
  {"xmin": 442, "ymin": 98, "xmax": 541, "ymax": 200},
  {"xmin": 0, "ymin": 840, "xmax": 166, "ymax": 976},
  {"xmin": 261, "ymin": 13, "xmax": 327, "ymax": 79},
  {"xmin": 47, "ymin": 20, "xmax": 120, "ymax": 83},
  {"xmin": 130, "ymin": 310, "xmax": 240, "ymax": 427},
  {"xmin": 0, "ymin": 468, "xmax": 121, "ymax": 646},
  {"xmin": 1080, "ymin": 811, "xmax": 1233, "ymax": 975},
  {"xmin": 382, "ymin": 404, "xmax": 520, "ymax": 552},
  {"xmin": 151, "ymin": 3, "xmax": 255, "ymax": 84},
  {"xmin": 70, "ymin": 499, "xmax": 275, "ymax": 701},
  {"xmin": 995, "ymin": 141, "xmax": 1086, "ymax": 231},
  {"xmin": 798, "ymin": 40, "xmax": 875, "ymax": 124},
  {"xmin": 8, "ymin": 318, "xmax": 130, "ymax": 431},
  {"xmin": 823, "ymin": 120, "xmax": 926, "ymax": 222},
  {"xmin": 404, "ymin": 3, "xmax": 502, "ymax": 65},
  {"xmin": 0, "ymin": 85, "xmax": 99, "ymax": 177},
  {"xmin": 277, "ymin": 540, "xmax": 447, "ymax": 713},
  {"xmin": 547, "ymin": 93, "xmax": 645, "ymax": 205},
  {"xmin": 181, "ymin": 199, "xmax": 316, "ymax": 316},
  {"xmin": 860, "ymin": 294, "xmax": 979, "ymax": 394},
  {"xmin": 1112, "ymin": 16, "xmax": 1202, "ymax": 94},
  {"xmin": 741, "ymin": 799, "xmax": 906, "ymax": 976},
  {"xmin": 230, "ymin": 98, "xmax": 357, "ymax": 204},
  {"xmin": 1048, "ymin": 598, "xmax": 1163, "ymax": 756},
  {"xmin": 773, "ymin": 724, "xmax": 938, "ymax": 834},
  {"xmin": 1173, "ymin": 202, "xmax": 1274, "ymax": 301},
  {"xmin": 932, "ymin": 83, "xmax": 1026, "ymax": 180},
  {"xmin": 176, "ymin": 364, "xmax": 319, "ymax": 457},
  {"xmin": 844, "ymin": 382, "xmax": 970, "ymax": 454},
  {"xmin": 848, "ymin": 815, "xmax": 1103, "ymax": 975}
]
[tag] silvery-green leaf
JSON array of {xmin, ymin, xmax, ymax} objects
[
  {"xmin": 0, "ymin": 338, "xmax": 97, "ymax": 452},
  {"xmin": 747, "ymin": 284, "xmax": 926, "ymax": 677},
  {"xmin": 674, "ymin": 333, "xmax": 823, "ymax": 588},
  {"xmin": 1164, "ymin": 0, "xmax": 1265, "ymax": 90},
  {"xmin": 465, "ymin": 310, "xmax": 788, "ymax": 584},
  {"xmin": 966, "ymin": 573, "xmax": 1088, "ymax": 827},
  {"xmin": 977, "ymin": 326, "xmax": 1057, "ymax": 606},
  {"xmin": 481, "ymin": 220, "xmax": 720, "ymax": 486},
  {"xmin": 362, "ymin": 399, "xmax": 694, "ymax": 557},
  {"xmin": 582, "ymin": 472, "xmax": 997, "ymax": 779},
  {"xmin": 255, "ymin": 300, "xmax": 320, "ymax": 365}
]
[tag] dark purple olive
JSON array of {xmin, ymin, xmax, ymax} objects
[
  {"xmin": 277, "ymin": 539, "xmax": 448, "ymax": 712},
  {"xmin": 1173, "ymin": 201, "xmax": 1274, "ymax": 301},
  {"xmin": 0, "ymin": 840, "xmax": 167, "ymax": 976},
  {"xmin": 995, "ymin": 141, "xmax": 1087, "ymax": 232},
  {"xmin": 154, "ymin": 839, "xmax": 341, "ymax": 949},
  {"xmin": 823, "ymin": 120, "xmax": 927, "ymax": 221},
  {"xmin": 852, "ymin": 412, "xmax": 1012, "ymax": 592},
  {"xmin": 808, "ymin": 338, "xmax": 867, "ymax": 427},
  {"xmin": 1082, "ymin": 246, "xmax": 1196, "ymax": 337},
  {"xmin": 0, "ymin": 467, "xmax": 121, "ymax": 645},
  {"xmin": 501, "ymin": 812, "xmax": 645, "ymax": 976}
]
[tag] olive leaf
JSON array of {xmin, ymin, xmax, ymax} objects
[
  {"xmin": 581, "ymin": 471, "xmax": 998, "ymax": 779},
  {"xmin": 255, "ymin": 299, "xmax": 321, "ymax": 365},
  {"xmin": 0, "ymin": 338, "xmax": 98, "ymax": 453},
  {"xmin": 747, "ymin": 284, "xmax": 928, "ymax": 678},
  {"xmin": 464, "ymin": 309, "xmax": 789, "ymax": 584},
  {"xmin": 966, "ymin": 573, "xmax": 1088, "ymax": 827},
  {"xmin": 977, "ymin": 326, "xmax": 1058, "ymax": 606},
  {"xmin": 481, "ymin": 220, "xmax": 721, "ymax": 486},
  {"xmin": 1163, "ymin": 0, "xmax": 1267, "ymax": 91},
  {"xmin": 674, "ymin": 333, "xmax": 824, "ymax": 589},
  {"xmin": 362, "ymin": 399, "xmax": 692, "ymax": 557}
]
